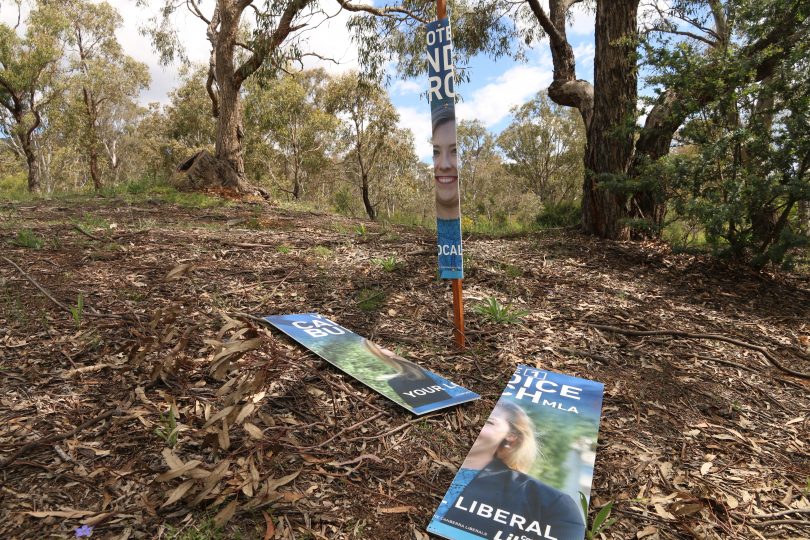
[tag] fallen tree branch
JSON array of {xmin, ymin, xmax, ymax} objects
[
  {"xmin": 2, "ymin": 256, "xmax": 71, "ymax": 312},
  {"xmin": 0, "ymin": 408, "xmax": 121, "ymax": 469},
  {"xmin": 589, "ymin": 324, "xmax": 810, "ymax": 379}
]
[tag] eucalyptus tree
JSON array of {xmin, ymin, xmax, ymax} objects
[
  {"xmin": 325, "ymin": 72, "xmax": 401, "ymax": 220},
  {"xmin": 0, "ymin": 2, "xmax": 66, "ymax": 192},
  {"xmin": 243, "ymin": 69, "xmax": 338, "ymax": 199},
  {"xmin": 65, "ymin": 0, "xmax": 149, "ymax": 190},
  {"xmin": 645, "ymin": 0, "xmax": 810, "ymax": 267},
  {"xmin": 143, "ymin": 0, "xmax": 416, "ymax": 193},
  {"xmin": 497, "ymin": 91, "xmax": 585, "ymax": 205}
]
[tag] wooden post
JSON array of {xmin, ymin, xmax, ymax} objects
[
  {"xmin": 452, "ymin": 278, "xmax": 465, "ymax": 350},
  {"xmin": 437, "ymin": 0, "xmax": 446, "ymax": 18}
]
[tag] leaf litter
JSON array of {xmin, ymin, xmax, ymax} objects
[{"xmin": 0, "ymin": 198, "xmax": 808, "ymax": 538}]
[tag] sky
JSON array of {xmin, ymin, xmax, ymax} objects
[{"xmin": 1, "ymin": 0, "xmax": 598, "ymax": 160}]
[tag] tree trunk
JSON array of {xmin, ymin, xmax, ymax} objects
[
  {"xmin": 627, "ymin": 89, "xmax": 679, "ymax": 231},
  {"xmin": 582, "ymin": 0, "xmax": 638, "ymax": 239},
  {"xmin": 24, "ymin": 141, "xmax": 41, "ymax": 193},
  {"xmin": 89, "ymin": 148, "xmax": 102, "ymax": 191},
  {"xmin": 361, "ymin": 173, "xmax": 376, "ymax": 220},
  {"xmin": 799, "ymin": 200, "xmax": 810, "ymax": 232},
  {"xmin": 82, "ymin": 87, "xmax": 103, "ymax": 191}
]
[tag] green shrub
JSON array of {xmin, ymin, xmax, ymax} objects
[
  {"xmin": 12, "ymin": 229, "xmax": 44, "ymax": 249},
  {"xmin": 536, "ymin": 201, "xmax": 581, "ymax": 228}
]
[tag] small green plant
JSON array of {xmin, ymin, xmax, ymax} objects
[
  {"xmin": 70, "ymin": 294, "xmax": 84, "ymax": 326},
  {"xmin": 373, "ymin": 255, "xmax": 399, "ymax": 272},
  {"xmin": 12, "ymin": 228, "xmax": 44, "ymax": 249},
  {"xmin": 803, "ymin": 477, "xmax": 810, "ymax": 496},
  {"xmin": 276, "ymin": 244, "xmax": 292, "ymax": 254},
  {"xmin": 357, "ymin": 288, "xmax": 386, "ymax": 311},
  {"xmin": 501, "ymin": 263, "xmax": 523, "ymax": 278},
  {"xmin": 473, "ymin": 297, "xmax": 529, "ymax": 324},
  {"xmin": 354, "ymin": 222, "xmax": 367, "ymax": 236},
  {"xmin": 165, "ymin": 517, "xmax": 224, "ymax": 540},
  {"xmin": 309, "ymin": 245, "xmax": 332, "ymax": 258},
  {"xmin": 155, "ymin": 407, "xmax": 179, "ymax": 448},
  {"xmin": 580, "ymin": 493, "xmax": 617, "ymax": 539}
]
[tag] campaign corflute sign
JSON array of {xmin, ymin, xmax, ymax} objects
[
  {"xmin": 428, "ymin": 365, "xmax": 604, "ymax": 540},
  {"xmin": 427, "ymin": 17, "xmax": 463, "ymax": 279},
  {"xmin": 264, "ymin": 314, "xmax": 479, "ymax": 415}
]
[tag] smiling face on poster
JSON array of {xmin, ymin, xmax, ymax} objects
[
  {"xmin": 433, "ymin": 108, "xmax": 460, "ymax": 220},
  {"xmin": 427, "ymin": 17, "xmax": 463, "ymax": 279}
]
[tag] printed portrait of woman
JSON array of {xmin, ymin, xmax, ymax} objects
[
  {"xmin": 362, "ymin": 339, "xmax": 451, "ymax": 408},
  {"xmin": 440, "ymin": 400, "xmax": 585, "ymax": 540},
  {"xmin": 432, "ymin": 105, "xmax": 460, "ymax": 220}
]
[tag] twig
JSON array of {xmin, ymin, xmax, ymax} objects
[
  {"xmin": 733, "ymin": 508, "xmax": 810, "ymax": 519},
  {"xmin": 295, "ymin": 411, "xmax": 386, "ymax": 450},
  {"xmin": 694, "ymin": 354, "xmax": 759, "ymax": 374},
  {"xmin": 72, "ymin": 224, "xmax": 102, "ymax": 241},
  {"xmin": 747, "ymin": 518, "xmax": 809, "ymax": 528},
  {"xmin": 0, "ymin": 408, "xmax": 121, "ymax": 469},
  {"xmin": 589, "ymin": 324, "xmax": 810, "ymax": 379},
  {"xmin": 2, "ymin": 256, "xmax": 71, "ymax": 311},
  {"xmin": 2, "ymin": 257, "xmax": 126, "ymax": 320}
]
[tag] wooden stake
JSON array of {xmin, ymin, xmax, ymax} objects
[
  {"xmin": 437, "ymin": 0, "xmax": 446, "ymax": 18},
  {"xmin": 452, "ymin": 278, "xmax": 465, "ymax": 350}
]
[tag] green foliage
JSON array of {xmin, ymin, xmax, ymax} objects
[
  {"xmin": 641, "ymin": 0, "xmax": 810, "ymax": 268},
  {"xmin": 332, "ymin": 186, "xmax": 355, "ymax": 216},
  {"xmin": 373, "ymin": 255, "xmax": 399, "ymax": 272},
  {"xmin": 12, "ymin": 228, "xmax": 44, "ymax": 249},
  {"xmin": 354, "ymin": 223, "xmax": 367, "ymax": 236},
  {"xmin": 0, "ymin": 173, "xmax": 32, "ymax": 201},
  {"xmin": 357, "ymin": 288, "xmax": 386, "ymax": 311},
  {"xmin": 473, "ymin": 297, "xmax": 529, "ymax": 324},
  {"xmin": 155, "ymin": 407, "xmax": 179, "ymax": 448},
  {"xmin": 536, "ymin": 201, "xmax": 581, "ymax": 229},
  {"xmin": 580, "ymin": 494, "xmax": 618, "ymax": 540},
  {"xmin": 70, "ymin": 294, "xmax": 84, "ymax": 326},
  {"xmin": 276, "ymin": 245, "xmax": 292, "ymax": 254}
]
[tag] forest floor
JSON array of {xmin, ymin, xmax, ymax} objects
[{"xmin": 1, "ymin": 194, "xmax": 809, "ymax": 540}]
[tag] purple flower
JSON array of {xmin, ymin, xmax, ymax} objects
[{"xmin": 75, "ymin": 524, "xmax": 93, "ymax": 538}]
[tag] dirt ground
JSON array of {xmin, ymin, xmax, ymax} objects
[{"xmin": 1, "ymin": 196, "xmax": 808, "ymax": 540}]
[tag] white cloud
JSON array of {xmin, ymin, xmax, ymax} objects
[
  {"xmin": 391, "ymin": 79, "xmax": 423, "ymax": 96},
  {"xmin": 115, "ymin": 0, "xmax": 369, "ymax": 105},
  {"xmin": 105, "ymin": 1, "xmax": 211, "ymax": 106},
  {"xmin": 567, "ymin": 2, "xmax": 596, "ymax": 36},
  {"xmin": 397, "ymin": 106, "xmax": 432, "ymax": 160},
  {"xmin": 455, "ymin": 64, "xmax": 553, "ymax": 127}
]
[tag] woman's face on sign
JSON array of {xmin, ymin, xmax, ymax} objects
[
  {"xmin": 433, "ymin": 119, "xmax": 459, "ymax": 219},
  {"xmin": 470, "ymin": 409, "xmax": 511, "ymax": 458}
]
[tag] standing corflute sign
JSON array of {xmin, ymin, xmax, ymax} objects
[{"xmin": 427, "ymin": 1, "xmax": 465, "ymax": 348}]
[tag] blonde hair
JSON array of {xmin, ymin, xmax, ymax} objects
[
  {"xmin": 494, "ymin": 400, "xmax": 539, "ymax": 473},
  {"xmin": 362, "ymin": 339, "xmax": 425, "ymax": 381}
]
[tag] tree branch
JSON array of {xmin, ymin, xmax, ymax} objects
[
  {"xmin": 334, "ymin": 0, "xmax": 428, "ymax": 24},
  {"xmin": 234, "ymin": 0, "xmax": 312, "ymax": 85}
]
